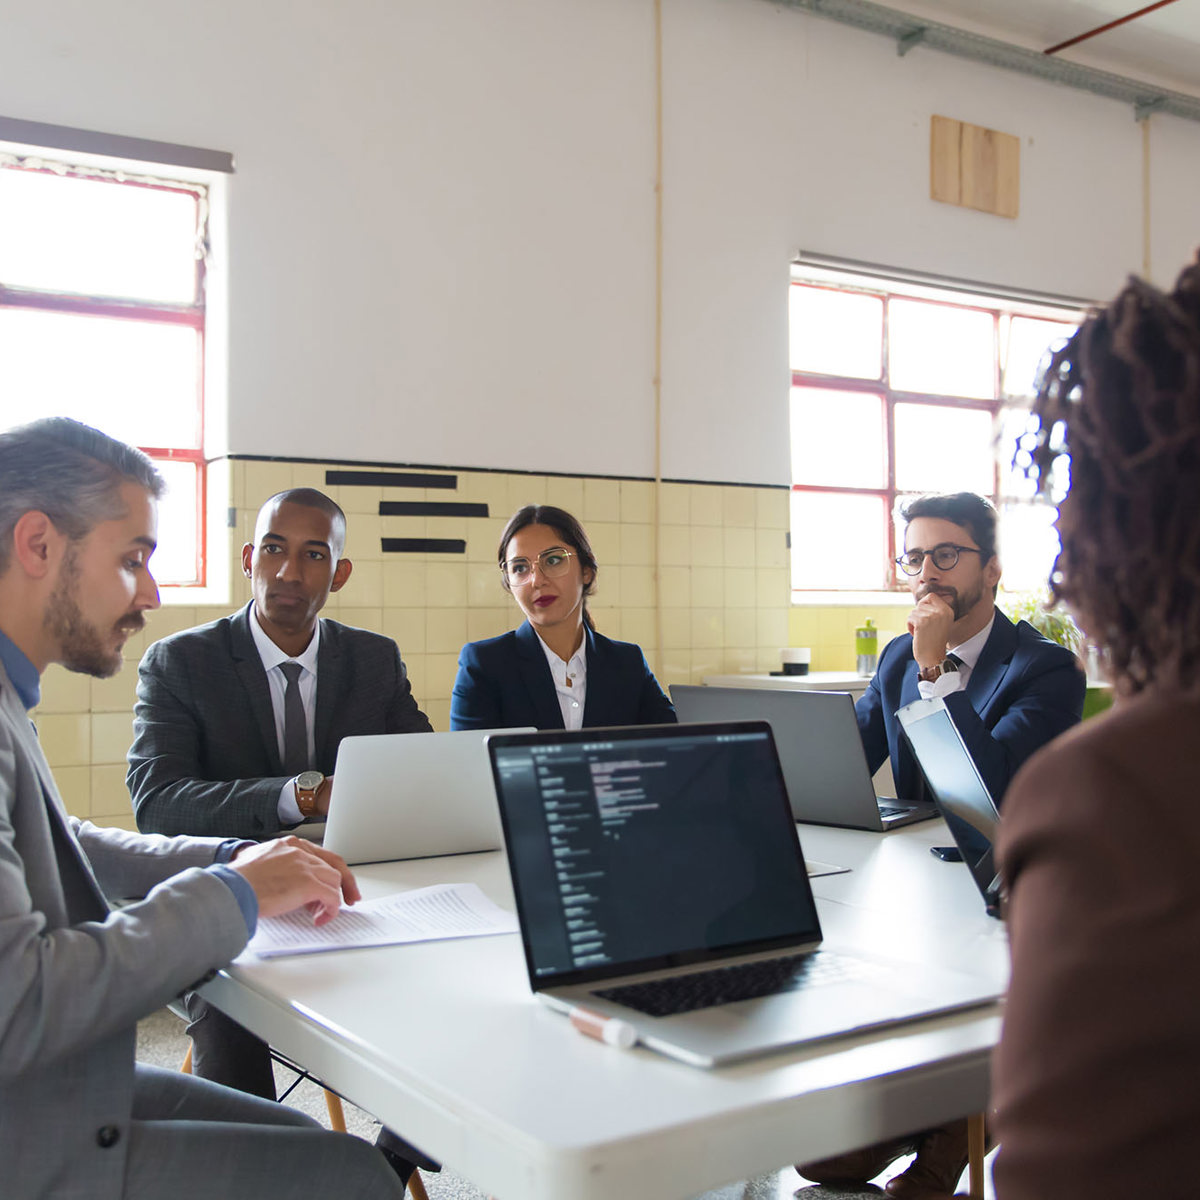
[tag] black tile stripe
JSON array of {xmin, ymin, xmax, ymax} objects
[
  {"xmin": 380, "ymin": 501, "xmax": 488, "ymax": 518},
  {"xmin": 382, "ymin": 538, "xmax": 466, "ymax": 554},
  {"xmin": 325, "ymin": 470, "xmax": 457, "ymax": 489}
]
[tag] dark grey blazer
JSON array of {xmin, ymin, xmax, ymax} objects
[
  {"xmin": 128, "ymin": 602, "xmax": 432, "ymax": 839},
  {"xmin": 0, "ymin": 659, "xmax": 246, "ymax": 1200}
]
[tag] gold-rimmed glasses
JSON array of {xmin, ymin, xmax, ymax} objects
[{"xmin": 500, "ymin": 547, "xmax": 576, "ymax": 587}]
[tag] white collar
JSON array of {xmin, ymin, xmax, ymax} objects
[
  {"xmin": 535, "ymin": 628, "xmax": 587, "ymax": 678},
  {"xmin": 248, "ymin": 604, "xmax": 321, "ymax": 675},
  {"xmin": 948, "ymin": 611, "xmax": 995, "ymax": 670}
]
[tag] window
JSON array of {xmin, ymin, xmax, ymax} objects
[
  {"xmin": 0, "ymin": 152, "xmax": 210, "ymax": 586},
  {"xmin": 788, "ymin": 263, "xmax": 1085, "ymax": 598}
]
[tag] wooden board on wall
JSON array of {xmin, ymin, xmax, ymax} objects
[{"xmin": 931, "ymin": 115, "xmax": 1020, "ymax": 219}]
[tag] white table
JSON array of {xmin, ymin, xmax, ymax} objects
[{"xmin": 202, "ymin": 821, "xmax": 1007, "ymax": 1200}]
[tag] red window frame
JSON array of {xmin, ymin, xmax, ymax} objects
[
  {"xmin": 790, "ymin": 280, "xmax": 1035, "ymax": 593},
  {"xmin": 0, "ymin": 158, "xmax": 209, "ymax": 586}
]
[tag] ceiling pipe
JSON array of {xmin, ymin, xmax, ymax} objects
[
  {"xmin": 773, "ymin": 0, "xmax": 1200, "ymax": 122},
  {"xmin": 1045, "ymin": 0, "xmax": 1182, "ymax": 57}
]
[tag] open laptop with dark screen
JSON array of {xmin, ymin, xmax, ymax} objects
[
  {"xmin": 487, "ymin": 721, "xmax": 1001, "ymax": 1067},
  {"xmin": 897, "ymin": 697, "xmax": 1002, "ymax": 917}
]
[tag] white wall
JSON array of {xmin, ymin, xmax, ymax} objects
[{"xmin": 3, "ymin": 0, "xmax": 1199, "ymax": 485}]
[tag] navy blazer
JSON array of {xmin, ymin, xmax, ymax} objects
[
  {"xmin": 856, "ymin": 609, "xmax": 1086, "ymax": 805},
  {"xmin": 450, "ymin": 621, "xmax": 676, "ymax": 731},
  {"xmin": 128, "ymin": 602, "xmax": 431, "ymax": 838}
]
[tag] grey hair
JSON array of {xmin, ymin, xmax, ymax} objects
[{"xmin": 0, "ymin": 418, "xmax": 164, "ymax": 573}]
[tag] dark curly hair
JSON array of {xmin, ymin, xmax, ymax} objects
[{"xmin": 1021, "ymin": 252, "xmax": 1200, "ymax": 693}]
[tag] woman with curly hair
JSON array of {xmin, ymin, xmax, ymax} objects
[{"xmin": 992, "ymin": 253, "xmax": 1200, "ymax": 1199}]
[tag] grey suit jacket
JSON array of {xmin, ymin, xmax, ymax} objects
[
  {"xmin": 0, "ymin": 660, "xmax": 248, "ymax": 1200},
  {"xmin": 128, "ymin": 603, "xmax": 432, "ymax": 839}
]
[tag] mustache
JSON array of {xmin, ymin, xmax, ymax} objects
[
  {"xmin": 117, "ymin": 613, "xmax": 146, "ymax": 635},
  {"xmin": 916, "ymin": 584, "xmax": 957, "ymax": 602}
]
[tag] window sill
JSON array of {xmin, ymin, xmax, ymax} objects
[{"xmin": 791, "ymin": 591, "xmax": 913, "ymax": 606}]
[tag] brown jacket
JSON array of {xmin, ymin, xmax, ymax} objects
[{"xmin": 993, "ymin": 689, "xmax": 1200, "ymax": 1199}]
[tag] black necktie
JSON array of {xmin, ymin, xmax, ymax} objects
[{"xmin": 280, "ymin": 661, "xmax": 309, "ymax": 774}]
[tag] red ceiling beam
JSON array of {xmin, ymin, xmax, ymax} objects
[{"xmin": 1044, "ymin": 0, "xmax": 1182, "ymax": 56}]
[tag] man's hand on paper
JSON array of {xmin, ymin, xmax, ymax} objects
[{"xmin": 230, "ymin": 836, "xmax": 361, "ymax": 925}]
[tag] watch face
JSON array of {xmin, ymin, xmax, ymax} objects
[{"xmin": 296, "ymin": 770, "xmax": 324, "ymax": 790}]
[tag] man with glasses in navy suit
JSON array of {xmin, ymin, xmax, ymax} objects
[
  {"xmin": 800, "ymin": 491, "xmax": 1085, "ymax": 1199},
  {"xmin": 856, "ymin": 491, "xmax": 1085, "ymax": 813}
]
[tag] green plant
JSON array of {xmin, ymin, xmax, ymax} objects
[{"xmin": 999, "ymin": 590, "xmax": 1085, "ymax": 656}]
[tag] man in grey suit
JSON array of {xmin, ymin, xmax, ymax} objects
[
  {"xmin": 127, "ymin": 486, "xmax": 434, "ymax": 1174},
  {"xmin": 0, "ymin": 417, "xmax": 403, "ymax": 1199}
]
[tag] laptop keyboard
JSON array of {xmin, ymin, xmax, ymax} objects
[
  {"xmin": 878, "ymin": 804, "xmax": 911, "ymax": 819},
  {"xmin": 593, "ymin": 951, "xmax": 866, "ymax": 1017}
]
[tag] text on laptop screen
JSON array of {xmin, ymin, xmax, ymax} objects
[{"xmin": 492, "ymin": 726, "xmax": 821, "ymax": 986}]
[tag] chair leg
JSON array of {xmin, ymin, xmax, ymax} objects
[
  {"xmin": 323, "ymin": 1089, "xmax": 347, "ymax": 1132},
  {"xmin": 966, "ymin": 1112, "xmax": 987, "ymax": 1199},
  {"xmin": 406, "ymin": 1170, "xmax": 430, "ymax": 1200},
  {"xmin": 183, "ymin": 1032, "xmax": 350, "ymax": 1146}
]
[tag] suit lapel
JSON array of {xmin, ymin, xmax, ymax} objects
[
  {"xmin": 0, "ymin": 670, "xmax": 108, "ymax": 914},
  {"xmin": 314, "ymin": 619, "xmax": 339, "ymax": 759},
  {"xmin": 580, "ymin": 627, "xmax": 607, "ymax": 726},
  {"xmin": 515, "ymin": 622, "xmax": 566, "ymax": 730},
  {"xmin": 964, "ymin": 610, "xmax": 1017, "ymax": 715},
  {"xmin": 230, "ymin": 603, "xmax": 284, "ymax": 773},
  {"xmin": 898, "ymin": 637, "xmax": 923, "ymax": 708}
]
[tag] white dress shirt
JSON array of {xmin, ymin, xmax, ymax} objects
[
  {"xmin": 537, "ymin": 630, "xmax": 588, "ymax": 731},
  {"xmin": 917, "ymin": 611, "xmax": 995, "ymax": 700},
  {"xmin": 248, "ymin": 605, "xmax": 321, "ymax": 822}
]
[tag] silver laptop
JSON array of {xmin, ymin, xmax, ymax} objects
[
  {"xmin": 324, "ymin": 728, "xmax": 534, "ymax": 865},
  {"xmin": 487, "ymin": 721, "xmax": 1001, "ymax": 1068},
  {"xmin": 897, "ymin": 697, "xmax": 1002, "ymax": 917},
  {"xmin": 670, "ymin": 685, "xmax": 936, "ymax": 831}
]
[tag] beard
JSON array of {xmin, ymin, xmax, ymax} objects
[
  {"xmin": 917, "ymin": 578, "xmax": 986, "ymax": 622},
  {"xmin": 44, "ymin": 548, "xmax": 145, "ymax": 678}
]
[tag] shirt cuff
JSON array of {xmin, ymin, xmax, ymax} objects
[
  {"xmin": 917, "ymin": 669, "xmax": 966, "ymax": 700},
  {"xmin": 209, "ymin": 864, "xmax": 258, "ymax": 936},
  {"xmin": 278, "ymin": 777, "xmax": 303, "ymax": 825},
  {"xmin": 213, "ymin": 838, "xmax": 255, "ymax": 864}
]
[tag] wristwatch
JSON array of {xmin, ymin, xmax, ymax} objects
[
  {"xmin": 294, "ymin": 770, "xmax": 325, "ymax": 818},
  {"xmin": 918, "ymin": 658, "xmax": 960, "ymax": 685}
]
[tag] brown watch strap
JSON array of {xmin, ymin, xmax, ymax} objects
[
  {"xmin": 294, "ymin": 782, "xmax": 319, "ymax": 817},
  {"xmin": 918, "ymin": 657, "xmax": 960, "ymax": 684}
]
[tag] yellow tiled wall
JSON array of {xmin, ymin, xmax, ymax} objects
[
  {"xmin": 788, "ymin": 604, "xmax": 911, "ymax": 673},
  {"xmin": 36, "ymin": 457, "xmax": 802, "ymax": 827}
]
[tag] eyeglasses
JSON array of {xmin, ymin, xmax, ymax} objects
[
  {"xmin": 500, "ymin": 547, "xmax": 576, "ymax": 587},
  {"xmin": 895, "ymin": 543, "xmax": 983, "ymax": 576}
]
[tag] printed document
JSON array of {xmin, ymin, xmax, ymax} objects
[{"xmin": 242, "ymin": 882, "xmax": 518, "ymax": 959}]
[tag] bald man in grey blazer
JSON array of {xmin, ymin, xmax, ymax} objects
[{"xmin": 0, "ymin": 417, "xmax": 402, "ymax": 1199}]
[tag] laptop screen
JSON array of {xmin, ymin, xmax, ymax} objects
[
  {"xmin": 896, "ymin": 699, "xmax": 1001, "ymax": 910},
  {"xmin": 489, "ymin": 722, "xmax": 822, "ymax": 989}
]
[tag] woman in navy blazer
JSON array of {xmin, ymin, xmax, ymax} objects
[{"xmin": 450, "ymin": 504, "xmax": 675, "ymax": 730}]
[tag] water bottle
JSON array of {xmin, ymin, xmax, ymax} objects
[{"xmin": 855, "ymin": 618, "xmax": 878, "ymax": 677}]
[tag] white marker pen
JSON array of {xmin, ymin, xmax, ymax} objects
[{"xmin": 568, "ymin": 1005, "xmax": 637, "ymax": 1049}]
